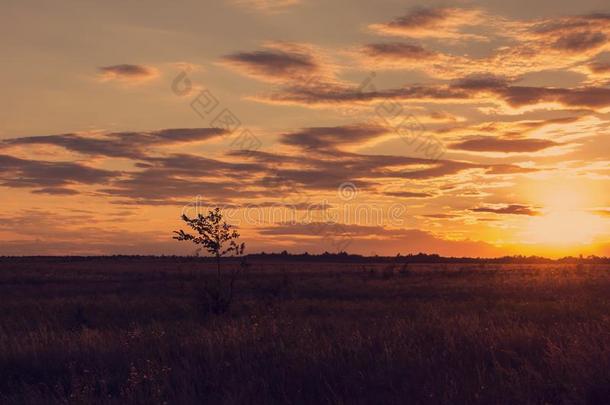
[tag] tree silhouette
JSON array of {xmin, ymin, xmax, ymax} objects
[
  {"xmin": 173, "ymin": 208, "xmax": 245, "ymax": 277},
  {"xmin": 173, "ymin": 208, "xmax": 246, "ymax": 313}
]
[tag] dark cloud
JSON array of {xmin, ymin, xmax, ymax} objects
[
  {"xmin": 281, "ymin": 124, "xmax": 388, "ymax": 149},
  {"xmin": 233, "ymin": 143, "xmax": 535, "ymax": 194},
  {"xmin": 451, "ymin": 136, "xmax": 560, "ymax": 153},
  {"xmin": 553, "ymin": 31, "xmax": 607, "ymax": 52},
  {"xmin": 589, "ymin": 61, "xmax": 610, "ymax": 74},
  {"xmin": 260, "ymin": 76, "xmax": 610, "ymax": 110},
  {"xmin": 2, "ymin": 128, "xmax": 227, "ymax": 159},
  {"xmin": 369, "ymin": 7, "xmax": 484, "ymax": 40},
  {"xmin": 529, "ymin": 13, "xmax": 610, "ymax": 55},
  {"xmin": 450, "ymin": 75, "xmax": 610, "ymax": 108},
  {"xmin": 224, "ymin": 50, "xmax": 314, "ymax": 76},
  {"xmin": 221, "ymin": 43, "xmax": 327, "ymax": 83},
  {"xmin": 0, "ymin": 135, "xmax": 263, "ymax": 203},
  {"xmin": 141, "ymin": 153, "xmax": 264, "ymax": 176},
  {"xmin": 452, "ymin": 75, "xmax": 511, "ymax": 90},
  {"xmin": 498, "ymin": 86, "xmax": 610, "ymax": 108},
  {"xmin": 256, "ymin": 81, "xmax": 470, "ymax": 106},
  {"xmin": 97, "ymin": 153, "xmax": 268, "ymax": 205},
  {"xmin": 421, "ymin": 213, "xmax": 459, "ymax": 219},
  {"xmin": 362, "ymin": 43, "xmax": 436, "ymax": 59},
  {"xmin": 0, "ymin": 154, "xmax": 118, "ymax": 193},
  {"xmin": 383, "ymin": 191, "xmax": 434, "ymax": 198},
  {"xmin": 0, "ymin": 119, "xmax": 538, "ymax": 205},
  {"xmin": 99, "ymin": 171, "xmax": 259, "ymax": 205},
  {"xmin": 98, "ymin": 64, "xmax": 159, "ymax": 82},
  {"xmin": 382, "ymin": 7, "xmax": 448, "ymax": 31},
  {"xmin": 357, "ymin": 12, "xmax": 610, "ymax": 79},
  {"xmin": 31, "ymin": 187, "xmax": 80, "ymax": 196},
  {"xmin": 470, "ymin": 204, "xmax": 540, "ymax": 216}
]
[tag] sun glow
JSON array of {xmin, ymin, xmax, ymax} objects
[{"xmin": 523, "ymin": 187, "xmax": 602, "ymax": 248}]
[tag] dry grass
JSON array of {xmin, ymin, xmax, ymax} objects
[{"xmin": 0, "ymin": 258, "xmax": 609, "ymax": 404}]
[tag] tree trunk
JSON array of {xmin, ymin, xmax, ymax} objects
[{"xmin": 216, "ymin": 254, "xmax": 221, "ymax": 280}]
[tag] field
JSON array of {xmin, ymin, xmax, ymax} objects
[{"xmin": 0, "ymin": 257, "xmax": 609, "ymax": 404}]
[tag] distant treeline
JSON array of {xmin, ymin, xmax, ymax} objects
[
  {"xmin": 1, "ymin": 252, "xmax": 609, "ymax": 264},
  {"xmin": 247, "ymin": 252, "xmax": 610, "ymax": 264}
]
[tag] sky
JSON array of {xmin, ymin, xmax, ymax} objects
[{"xmin": 1, "ymin": 0, "xmax": 610, "ymax": 257}]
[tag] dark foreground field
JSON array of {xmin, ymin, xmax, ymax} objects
[{"xmin": 0, "ymin": 257, "xmax": 609, "ymax": 404}]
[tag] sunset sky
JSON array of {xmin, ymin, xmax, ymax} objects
[{"xmin": 1, "ymin": 0, "xmax": 610, "ymax": 257}]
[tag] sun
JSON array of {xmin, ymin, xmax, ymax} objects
[
  {"xmin": 522, "ymin": 187, "xmax": 602, "ymax": 248},
  {"xmin": 524, "ymin": 211, "xmax": 601, "ymax": 246}
]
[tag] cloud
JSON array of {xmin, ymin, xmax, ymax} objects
[
  {"xmin": 589, "ymin": 61, "xmax": 610, "ymax": 74},
  {"xmin": 470, "ymin": 204, "xmax": 540, "ymax": 216},
  {"xmin": 357, "ymin": 11, "xmax": 610, "ymax": 81},
  {"xmin": 0, "ymin": 154, "xmax": 118, "ymax": 193},
  {"xmin": 0, "ymin": 121, "xmax": 538, "ymax": 207},
  {"xmin": 369, "ymin": 7, "xmax": 486, "ymax": 40},
  {"xmin": 256, "ymin": 72, "xmax": 610, "ymax": 110},
  {"xmin": 99, "ymin": 171, "xmax": 260, "ymax": 205},
  {"xmin": 450, "ymin": 136, "xmax": 560, "ymax": 153},
  {"xmin": 220, "ymin": 11, "xmax": 610, "ymax": 104},
  {"xmin": 498, "ymin": 86, "xmax": 610, "ymax": 109},
  {"xmin": 31, "ymin": 187, "xmax": 80, "ymax": 196},
  {"xmin": 98, "ymin": 153, "xmax": 267, "ymax": 205},
  {"xmin": 579, "ymin": 59, "xmax": 610, "ymax": 85},
  {"xmin": 230, "ymin": 0, "xmax": 300, "ymax": 13},
  {"xmin": 553, "ymin": 31, "xmax": 607, "ymax": 52},
  {"xmin": 487, "ymin": 13, "xmax": 610, "ymax": 77},
  {"xmin": 452, "ymin": 75, "xmax": 511, "ymax": 90},
  {"xmin": 421, "ymin": 213, "xmax": 459, "ymax": 219},
  {"xmin": 252, "ymin": 80, "xmax": 470, "ymax": 107},
  {"xmin": 231, "ymin": 142, "xmax": 535, "ymax": 192},
  {"xmin": 280, "ymin": 123, "xmax": 389, "ymax": 149},
  {"xmin": 450, "ymin": 75, "xmax": 610, "ymax": 109},
  {"xmin": 98, "ymin": 64, "xmax": 159, "ymax": 83},
  {"xmin": 221, "ymin": 42, "xmax": 334, "ymax": 84},
  {"xmin": 1, "ymin": 128, "xmax": 227, "ymax": 159},
  {"xmin": 528, "ymin": 13, "xmax": 610, "ymax": 54},
  {"xmin": 0, "ymin": 128, "xmax": 246, "ymax": 201},
  {"xmin": 355, "ymin": 42, "xmax": 466, "ymax": 73},
  {"xmin": 362, "ymin": 42, "xmax": 436, "ymax": 60},
  {"xmin": 140, "ymin": 153, "xmax": 264, "ymax": 175},
  {"xmin": 382, "ymin": 191, "xmax": 434, "ymax": 198}
]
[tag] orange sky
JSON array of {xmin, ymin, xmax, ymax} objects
[{"xmin": 1, "ymin": 0, "xmax": 609, "ymax": 257}]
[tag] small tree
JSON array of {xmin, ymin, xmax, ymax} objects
[{"xmin": 173, "ymin": 208, "xmax": 246, "ymax": 313}]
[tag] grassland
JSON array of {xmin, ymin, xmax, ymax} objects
[{"xmin": 0, "ymin": 257, "xmax": 609, "ymax": 404}]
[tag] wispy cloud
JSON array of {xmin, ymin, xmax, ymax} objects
[
  {"xmin": 220, "ymin": 42, "xmax": 336, "ymax": 84},
  {"xmin": 0, "ymin": 154, "xmax": 118, "ymax": 194},
  {"xmin": 2, "ymin": 128, "xmax": 227, "ymax": 159},
  {"xmin": 369, "ymin": 7, "xmax": 487, "ymax": 41},
  {"xmin": 230, "ymin": 0, "xmax": 301, "ymax": 14},
  {"xmin": 450, "ymin": 136, "xmax": 561, "ymax": 153},
  {"xmin": 280, "ymin": 123, "xmax": 389, "ymax": 150},
  {"xmin": 471, "ymin": 204, "xmax": 541, "ymax": 216},
  {"xmin": 98, "ymin": 64, "xmax": 160, "ymax": 83}
]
